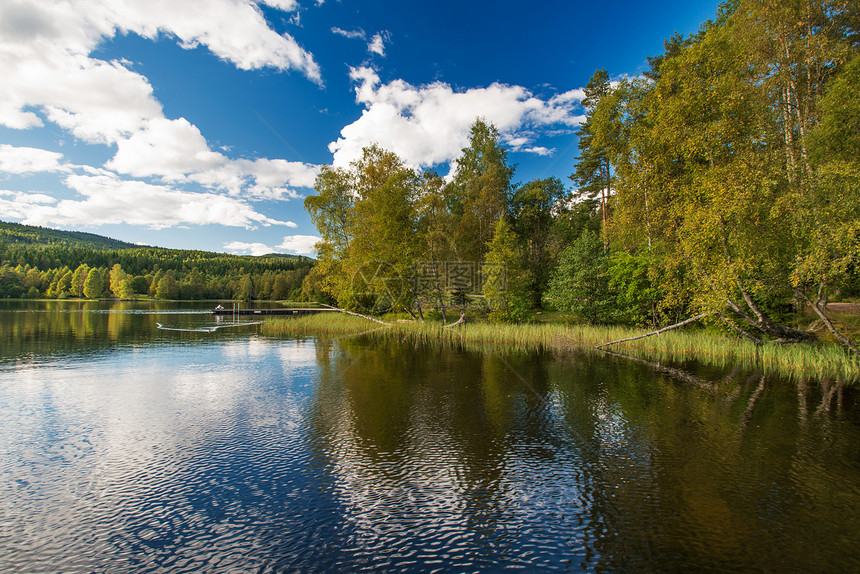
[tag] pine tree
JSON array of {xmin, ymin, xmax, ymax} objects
[{"xmin": 571, "ymin": 69, "xmax": 612, "ymax": 250}]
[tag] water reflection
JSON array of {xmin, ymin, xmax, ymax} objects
[
  {"xmin": 1, "ymin": 303, "xmax": 859, "ymax": 572},
  {"xmin": 304, "ymin": 337, "xmax": 860, "ymax": 571},
  {"xmin": 0, "ymin": 300, "xmax": 264, "ymax": 368}
]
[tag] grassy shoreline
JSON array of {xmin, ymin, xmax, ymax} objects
[{"xmin": 260, "ymin": 312, "xmax": 860, "ymax": 382}]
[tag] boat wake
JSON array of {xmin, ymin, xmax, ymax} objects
[{"xmin": 156, "ymin": 321, "xmax": 265, "ymax": 333}]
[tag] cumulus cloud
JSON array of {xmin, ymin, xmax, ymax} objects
[
  {"xmin": 329, "ymin": 67, "xmax": 586, "ymax": 170},
  {"xmin": 521, "ymin": 146, "xmax": 553, "ymax": 156},
  {"xmin": 0, "ymin": 145, "xmax": 67, "ymax": 174},
  {"xmin": 225, "ymin": 234, "xmax": 319, "ymax": 256},
  {"xmin": 0, "ymin": 174, "xmax": 293, "ymax": 230},
  {"xmin": 0, "ymin": 0, "xmax": 322, "ymax": 219},
  {"xmin": 107, "ymin": 117, "xmax": 223, "ymax": 179},
  {"xmin": 0, "ymin": 190, "xmax": 58, "ymax": 220},
  {"xmin": 223, "ymin": 241, "xmax": 275, "ymax": 256},
  {"xmin": 0, "ymin": 0, "xmax": 320, "ymax": 140},
  {"xmin": 278, "ymin": 235, "xmax": 319, "ymax": 255},
  {"xmin": 105, "ymin": 117, "xmax": 320, "ymax": 197}
]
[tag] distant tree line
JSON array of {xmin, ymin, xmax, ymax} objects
[
  {"xmin": 304, "ymin": 0, "xmax": 860, "ymax": 352},
  {"xmin": 0, "ymin": 243, "xmax": 312, "ymax": 301},
  {"xmin": 0, "ymin": 220, "xmax": 138, "ymax": 249}
]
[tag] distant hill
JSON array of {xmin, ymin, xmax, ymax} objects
[
  {"xmin": 0, "ymin": 221, "xmax": 312, "ymax": 262},
  {"xmin": 260, "ymin": 253, "xmax": 315, "ymax": 263},
  {"xmin": 0, "ymin": 220, "xmax": 142, "ymax": 250}
]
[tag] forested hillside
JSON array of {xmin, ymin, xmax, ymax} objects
[
  {"xmin": 0, "ymin": 222, "xmax": 312, "ymax": 300},
  {"xmin": 0, "ymin": 220, "xmax": 140, "ymax": 250},
  {"xmin": 302, "ymin": 0, "xmax": 860, "ymax": 351}
]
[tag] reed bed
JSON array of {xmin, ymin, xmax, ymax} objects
[{"xmin": 260, "ymin": 313, "xmax": 860, "ymax": 382}]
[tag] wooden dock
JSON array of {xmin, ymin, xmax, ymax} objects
[{"xmin": 212, "ymin": 308, "xmax": 338, "ymax": 316}]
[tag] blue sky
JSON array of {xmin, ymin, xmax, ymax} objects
[{"xmin": 0, "ymin": 0, "xmax": 720, "ymax": 256}]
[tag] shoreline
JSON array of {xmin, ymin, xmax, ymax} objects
[{"xmin": 260, "ymin": 312, "xmax": 860, "ymax": 383}]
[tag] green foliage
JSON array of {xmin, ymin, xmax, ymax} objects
[
  {"xmin": 109, "ymin": 264, "xmax": 133, "ymax": 298},
  {"xmin": 156, "ymin": 270, "xmax": 179, "ymax": 300},
  {"xmin": 0, "ymin": 267, "xmax": 25, "ymax": 298},
  {"xmin": 510, "ymin": 177, "xmax": 574, "ymax": 307},
  {"xmin": 0, "ymin": 220, "xmax": 139, "ymax": 250},
  {"xmin": 305, "ymin": 144, "xmax": 419, "ymax": 312},
  {"xmin": 304, "ymin": 122, "xmax": 563, "ymax": 319},
  {"xmin": 447, "ymin": 119, "xmax": 515, "ymax": 262},
  {"xmin": 71, "ymin": 264, "xmax": 89, "ymax": 298},
  {"xmin": 0, "ymin": 231, "xmax": 311, "ymax": 301},
  {"xmin": 483, "ymin": 218, "xmax": 531, "ymax": 323},
  {"xmin": 83, "ymin": 267, "xmax": 104, "ymax": 299},
  {"xmin": 608, "ymin": 251, "xmax": 659, "ymax": 327},
  {"xmin": 571, "ymin": 69, "xmax": 614, "ymax": 245},
  {"xmin": 586, "ymin": 0, "xmax": 858, "ymax": 345},
  {"xmin": 55, "ymin": 270, "xmax": 72, "ymax": 297},
  {"xmin": 545, "ymin": 230, "xmax": 616, "ymax": 324}
]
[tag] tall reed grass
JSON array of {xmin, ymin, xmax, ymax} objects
[{"xmin": 260, "ymin": 313, "xmax": 860, "ymax": 382}]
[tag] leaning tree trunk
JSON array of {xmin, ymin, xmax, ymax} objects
[
  {"xmin": 796, "ymin": 288, "xmax": 860, "ymax": 355},
  {"xmin": 726, "ymin": 283, "xmax": 814, "ymax": 343},
  {"xmin": 595, "ymin": 312, "xmax": 712, "ymax": 349}
]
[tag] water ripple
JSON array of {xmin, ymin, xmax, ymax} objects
[{"xmin": 0, "ymin": 332, "xmax": 859, "ymax": 572}]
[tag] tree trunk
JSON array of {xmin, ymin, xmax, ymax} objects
[
  {"xmin": 781, "ymin": 85, "xmax": 797, "ymax": 187},
  {"xmin": 731, "ymin": 283, "xmax": 814, "ymax": 342},
  {"xmin": 717, "ymin": 313, "xmax": 764, "ymax": 345},
  {"xmin": 599, "ymin": 348, "xmax": 710, "ymax": 387},
  {"xmin": 595, "ymin": 312, "xmax": 712, "ymax": 349},
  {"xmin": 796, "ymin": 288, "xmax": 860, "ymax": 354},
  {"xmin": 322, "ymin": 303, "xmax": 391, "ymax": 326},
  {"xmin": 443, "ymin": 310, "xmax": 466, "ymax": 328}
]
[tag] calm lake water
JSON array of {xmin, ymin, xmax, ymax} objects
[{"xmin": 1, "ymin": 300, "xmax": 859, "ymax": 572}]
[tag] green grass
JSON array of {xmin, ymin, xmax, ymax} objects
[{"xmin": 260, "ymin": 312, "xmax": 860, "ymax": 382}]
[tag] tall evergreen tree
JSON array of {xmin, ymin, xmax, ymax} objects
[
  {"xmin": 571, "ymin": 69, "xmax": 613, "ymax": 249},
  {"xmin": 447, "ymin": 119, "xmax": 515, "ymax": 262}
]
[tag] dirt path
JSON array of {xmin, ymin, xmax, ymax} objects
[{"xmin": 821, "ymin": 302, "xmax": 860, "ymax": 313}]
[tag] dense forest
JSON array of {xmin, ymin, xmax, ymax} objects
[
  {"xmin": 0, "ymin": 220, "xmax": 140, "ymax": 249},
  {"xmin": 0, "ymin": 221, "xmax": 312, "ymax": 301},
  {"xmin": 303, "ymin": 0, "xmax": 860, "ymax": 350}
]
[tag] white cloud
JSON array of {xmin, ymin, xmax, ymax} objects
[
  {"xmin": 258, "ymin": 0, "xmax": 298, "ymax": 10},
  {"xmin": 332, "ymin": 27, "xmax": 365, "ymax": 40},
  {"xmin": 105, "ymin": 119, "xmax": 320, "ymax": 197},
  {"xmin": 522, "ymin": 146, "xmax": 554, "ymax": 156},
  {"xmin": 225, "ymin": 234, "xmax": 319, "ymax": 256},
  {"xmin": 239, "ymin": 158, "xmax": 319, "ymax": 190},
  {"xmin": 0, "ymin": 190, "xmax": 58, "ymax": 220},
  {"xmin": 278, "ymin": 235, "xmax": 319, "ymax": 255},
  {"xmin": 368, "ymin": 33, "xmax": 386, "ymax": 57},
  {"xmin": 223, "ymin": 241, "xmax": 276, "ymax": 256},
  {"xmin": 331, "ymin": 27, "xmax": 388, "ymax": 57},
  {"xmin": 0, "ymin": 174, "xmax": 293, "ymax": 230},
  {"xmin": 329, "ymin": 67, "xmax": 586, "ymax": 170},
  {"xmin": 0, "ymin": 0, "xmax": 320, "ymax": 143},
  {"xmin": 0, "ymin": 145, "xmax": 67, "ymax": 174},
  {"xmin": 107, "ymin": 117, "xmax": 223, "ymax": 179},
  {"xmin": 93, "ymin": 0, "xmax": 319, "ymax": 80}
]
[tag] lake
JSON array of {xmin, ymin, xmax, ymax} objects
[{"xmin": 1, "ymin": 300, "xmax": 859, "ymax": 572}]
